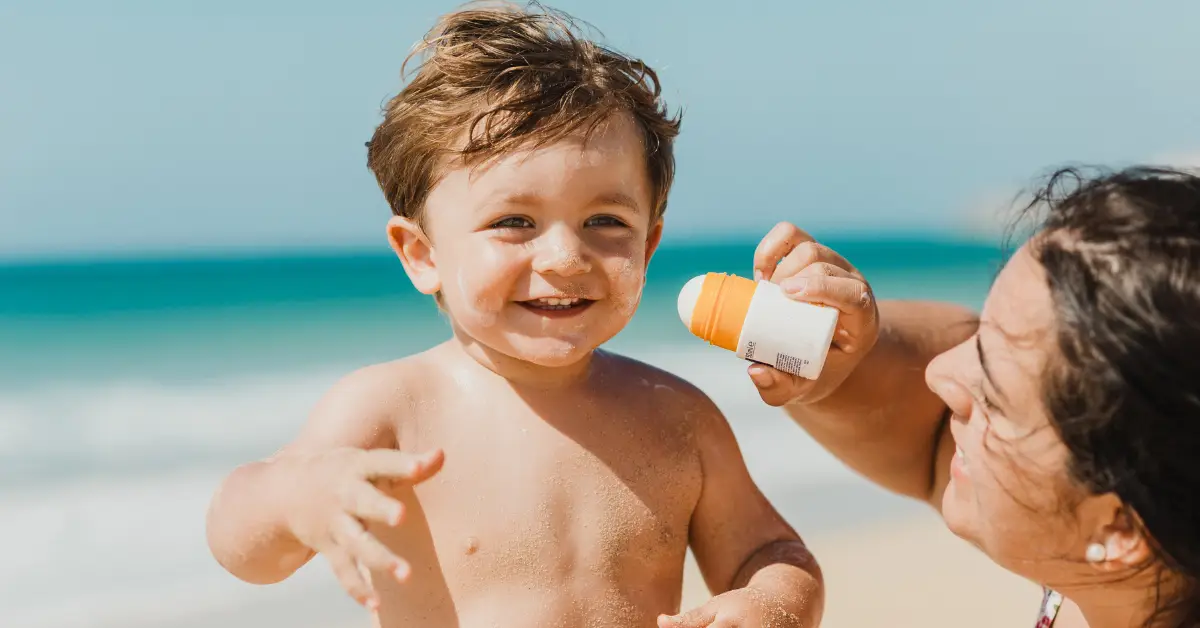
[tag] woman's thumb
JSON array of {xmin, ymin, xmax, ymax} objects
[{"xmin": 748, "ymin": 363, "xmax": 802, "ymax": 407}]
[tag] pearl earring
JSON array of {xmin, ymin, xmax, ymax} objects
[{"xmin": 1085, "ymin": 542, "xmax": 1107, "ymax": 564}]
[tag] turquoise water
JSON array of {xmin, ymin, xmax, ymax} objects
[{"xmin": 0, "ymin": 236, "xmax": 1003, "ymax": 387}]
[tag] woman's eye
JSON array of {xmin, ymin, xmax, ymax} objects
[
  {"xmin": 585, "ymin": 215, "xmax": 629, "ymax": 228},
  {"xmin": 490, "ymin": 216, "xmax": 533, "ymax": 229}
]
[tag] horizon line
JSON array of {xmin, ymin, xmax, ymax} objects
[{"xmin": 0, "ymin": 228, "xmax": 1004, "ymax": 270}]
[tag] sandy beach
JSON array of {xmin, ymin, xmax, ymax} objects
[{"xmin": 681, "ymin": 511, "xmax": 1042, "ymax": 628}]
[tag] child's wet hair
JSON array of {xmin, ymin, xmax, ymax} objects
[{"xmin": 365, "ymin": 1, "xmax": 682, "ymax": 227}]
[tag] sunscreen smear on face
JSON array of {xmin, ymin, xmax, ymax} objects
[{"xmin": 676, "ymin": 273, "xmax": 839, "ymax": 380}]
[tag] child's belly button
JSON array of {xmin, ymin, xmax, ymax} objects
[{"xmin": 464, "ymin": 536, "xmax": 480, "ymax": 555}]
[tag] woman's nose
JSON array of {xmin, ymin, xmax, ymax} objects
[
  {"xmin": 926, "ymin": 339, "xmax": 976, "ymax": 418},
  {"xmin": 530, "ymin": 226, "xmax": 593, "ymax": 277}
]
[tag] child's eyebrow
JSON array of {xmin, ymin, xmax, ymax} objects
[
  {"xmin": 492, "ymin": 191, "xmax": 644, "ymax": 213},
  {"xmin": 590, "ymin": 191, "xmax": 643, "ymax": 214},
  {"xmin": 495, "ymin": 191, "xmax": 542, "ymax": 207}
]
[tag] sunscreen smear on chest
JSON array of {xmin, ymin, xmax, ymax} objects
[{"xmin": 676, "ymin": 272, "xmax": 839, "ymax": 380}]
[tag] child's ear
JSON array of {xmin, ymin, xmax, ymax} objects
[
  {"xmin": 645, "ymin": 219, "xmax": 664, "ymax": 265},
  {"xmin": 387, "ymin": 216, "xmax": 442, "ymax": 295}
]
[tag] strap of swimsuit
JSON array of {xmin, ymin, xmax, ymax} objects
[{"xmin": 1035, "ymin": 588, "xmax": 1064, "ymax": 627}]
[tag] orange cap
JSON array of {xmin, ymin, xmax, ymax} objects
[{"xmin": 677, "ymin": 273, "xmax": 757, "ymax": 351}]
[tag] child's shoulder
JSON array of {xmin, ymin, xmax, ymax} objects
[
  {"xmin": 298, "ymin": 346, "xmax": 450, "ymax": 450},
  {"xmin": 593, "ymin": 352, "xmax": 741, "ymax": 459},
  {"xmin": 321, "ymin": 347, "xmax": 443, "ymax": 403},
  {"xmin": 594, "ymin": 350, "xmax": 722, "ymax": 420}
]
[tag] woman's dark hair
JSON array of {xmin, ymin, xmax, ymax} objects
[{"xmin": 1018, "ymin": 164, "xmax": 1200, "ymax": 626}]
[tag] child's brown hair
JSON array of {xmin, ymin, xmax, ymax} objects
[{"xmin": 366, "ymin": 1, "xmax": 681, "ymax": 226}]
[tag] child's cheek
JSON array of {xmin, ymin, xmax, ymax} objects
[
  {"xmin": 451, "ymin": 246, "xmax": 512, "ymax": 327},
  {"xmin": 607, "ymin": 256, "xmax": 646, "ymax": 318}
]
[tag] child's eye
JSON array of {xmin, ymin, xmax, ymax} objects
[
  {"xmin": 585, "ymin": 215, "xmax": 629, "ymax": 228},
  {"xmin": 490, "ymin": 216, "xmax": 534, "ymax": 229}
]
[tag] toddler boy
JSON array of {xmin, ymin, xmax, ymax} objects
[{"xmin": 205, "ymin": 4, "xmax": 824, "ymax": 627}]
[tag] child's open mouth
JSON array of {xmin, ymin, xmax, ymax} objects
[{"xmin": 518, "ymin": 297, "xmax": 595, "ymax": 317}]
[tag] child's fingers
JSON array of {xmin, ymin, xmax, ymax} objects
[
  {"xmin": 332, "ymin": 515, "xmax": 412, "ymax": 584},
  {"xmin": 657, "ymin": 601, "xmax": 717, "ymax": 628},
  {"xmin": 358, "ymin": 448, "xmax": 445, "ymax": 483},
  {"xmin": 771, "ymin": 240, "xmax": 858, "ymax": 284},
  {"xmin": 326, "ymin": 548, "xmax": 379, "ymax": 610},
  {"xmin": 344, "ymin": 482, "xmax": 406, "ymax": 527},
  {"xmin": 753, "ymin": 222, "xmax": 816, "ymax": 282}
]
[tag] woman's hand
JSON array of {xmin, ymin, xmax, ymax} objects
[{"xmin": 748, "ymin": 221, "xmax": 880, "ymax": 407}]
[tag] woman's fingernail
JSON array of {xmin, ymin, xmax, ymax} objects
[
  {"xmin": 781, "ymin": 277, "xmax": 808, "ymax": 295},
  {"xmin": 748, "ymin": 365, "xmax": 773, "ymax": 388}
]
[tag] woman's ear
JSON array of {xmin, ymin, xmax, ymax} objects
[
  {"xmin": 387, "ymin": 216, "xmax": 442, "ymax": 295},
  {"xmin": 1091, "ymin": 500, "xmax": 1155, "ymax": 572}
]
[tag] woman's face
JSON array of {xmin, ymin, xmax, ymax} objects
[{"xmin": 924, "ymin": 244, "xmax": 1127, "ymax": 590}]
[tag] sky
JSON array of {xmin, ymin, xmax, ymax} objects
[{"xmin": 2, "ymin": 0, "xmax": 1199, "ymax": 260}]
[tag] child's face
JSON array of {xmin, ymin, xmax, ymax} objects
[{"xmin": 390, "ymin": 112, "xmax": 663, "ymax": 367}]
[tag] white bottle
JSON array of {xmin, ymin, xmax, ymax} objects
[{"xmin": 676, "ymin": 272, "xmax": 839, "ymax": 379}]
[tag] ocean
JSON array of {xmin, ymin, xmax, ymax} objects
[{"xmin": 0, "ymin": 236, "xmax": 1004, "ymax": 627}]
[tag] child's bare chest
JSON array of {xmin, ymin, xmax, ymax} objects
[
  {"xmin": 370, "ymin": 397, "xmax": 702, "ymax": 621},
  {"xmin": 435, "ymin": 401, "xmax": 696, "ymax": 568}
]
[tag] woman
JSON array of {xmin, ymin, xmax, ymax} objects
[{"xmin": 746, "ymin": 165, "xmax": 1200, "ymax": 627}]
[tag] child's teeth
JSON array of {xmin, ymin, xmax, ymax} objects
[{"xmin": 531, "ymin": 297, "xmax": 580, "ymax": 309}]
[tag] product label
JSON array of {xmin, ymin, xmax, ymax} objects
[
  {"xmin": 735, "ymin": 281, "xmax": 839, "ymax": 380},
  {"xmin": 774, "ymin": 352, "xmax": 811, "ymax": 376}
]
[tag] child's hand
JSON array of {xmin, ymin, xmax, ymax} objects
[
  {"xmin": 280, "ymin": 446, "xmax": 445, "ymax": 609},
  {"xmin": 657, "ymin": 587, "xmax": 803, "ymax": 628},
  {"xmin": 748, "ymin": 221, "xmax": 879, "ymax": 407}
]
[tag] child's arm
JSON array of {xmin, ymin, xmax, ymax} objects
[
  {"xmin": 204, "ymin": 364, "xmax": 444, "ymax": 610},
  {"xmin": 658, "ymin": 395, "xmax": 824, "ymax": 628}
]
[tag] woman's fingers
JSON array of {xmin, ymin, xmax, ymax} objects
[
  {"xmin": 780, "ymin": 270, "xmax": 871, "ymax": 315},
  {"xmin": 779, "ymin": 270, "xmax": 875, "ymax": 353},
  {"xmin": 772, "ymin": 241, "xmax": 859, "ymax": 283},
  {"xmin": 748, "ymin": 363, "xmax": 816, "ymax": 407},
  {"xmin": 753, "ymin": 222, "xmax": 816, "ymax": 282}
]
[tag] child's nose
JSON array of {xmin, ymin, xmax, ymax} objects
[{"xmin": 530, "ymin": 227, "xmax": 592, "ymax": 277}]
